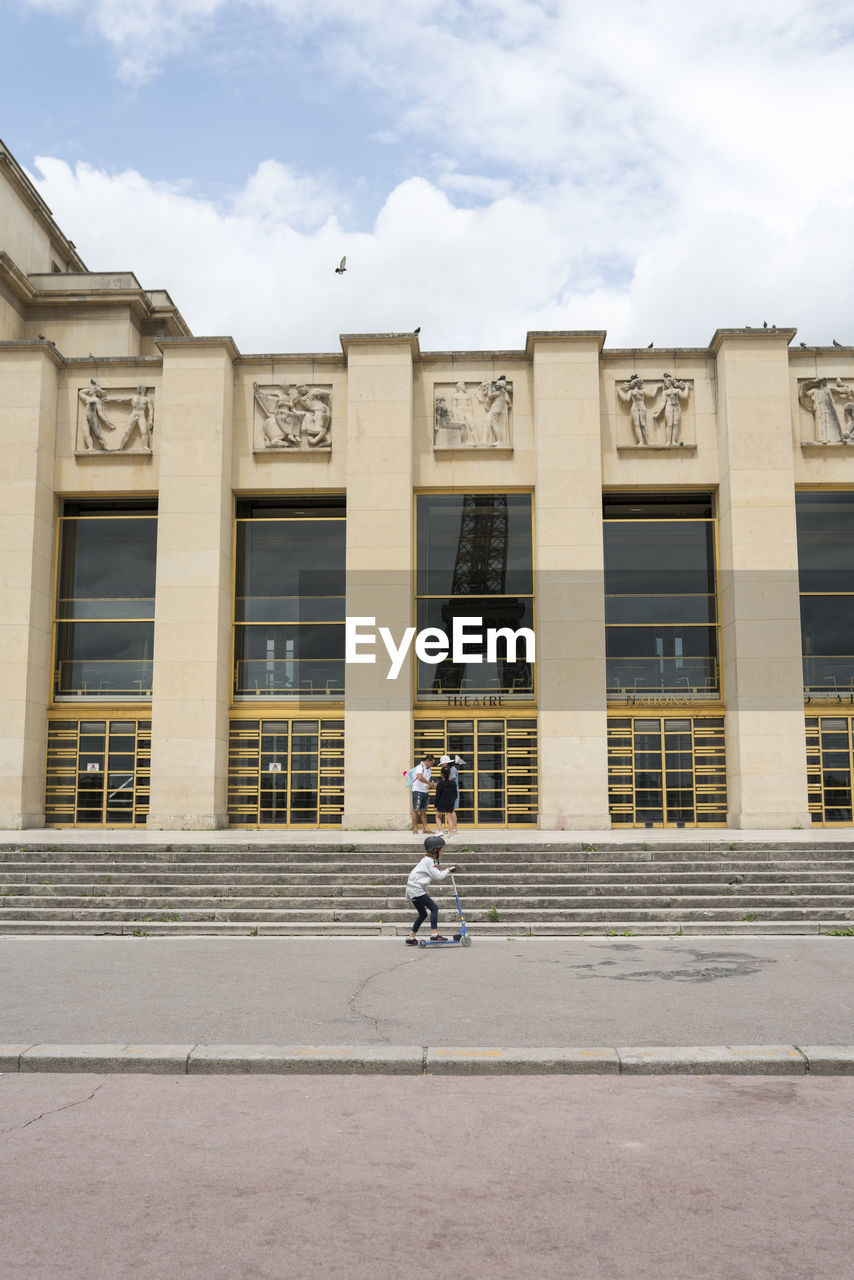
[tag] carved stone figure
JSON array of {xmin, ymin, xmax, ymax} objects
[
  {"xmin": 477, "ymin": 375, "xmax": 512, "ymax": 447},
  {"xmin": 655, "ymin": 372, "xmax": 690, "ymax": 445},
  {"xmin": 799, "ymin": 377, "xmax": 853, "ymax": 444},
  {"xmin": 433, "ymin": 378, "xmax": 513, "ymax": 448},
  {"xmin": 253, "ymin": 382, "xmax": 333, "ymax": 450},
  {"xmin": 114, "ymin": 386, "xmax": 154, "ymax": 450},
  {"xmin": 451, "ymin": 381, "xmax": 475, "ymax": 444},
  {"xmin": 78, "ymin": 380, "xmax": 114, "ymax": 450},
  {"xmin": 76, "ymin": 381, "xmax": 155, "ymax": 453},
  {"xmin": 617, "ymin": 374, "xmax": 655, "ymax": 445},
  {"xmin": 617, "ymin": 372, "xmax": 692, "ymax": 447},
  {"xmin": 293, "ymin": 385, "xmax": 332, "ymax": 447}
]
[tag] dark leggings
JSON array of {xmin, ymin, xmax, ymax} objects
[{"xmin": 411, "ymin": 893, "xmax": 438, "ymax": 933}]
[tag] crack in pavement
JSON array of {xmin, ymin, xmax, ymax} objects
[
  {"xmin": 346, "ymin": 954, "xmax": 420, "ymax": 1041},
  {"xmin": 1, "ymin": 1080, "xmax": 107, "ymax": 1134}
]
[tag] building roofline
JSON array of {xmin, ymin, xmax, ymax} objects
[{"xmin": 0, "ymin": 139, "xmax": 87, "ymax": 272}]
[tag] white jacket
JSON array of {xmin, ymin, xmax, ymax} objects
[{"xmin": 405, "ymin": 856, "xmax": 451, "ymax": 900}]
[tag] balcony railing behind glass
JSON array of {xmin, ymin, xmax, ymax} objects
[
  {"xmin": 803, "ymin": 656, "xmax": 854, "ymax": 700},
  {"xmin": 234, "ymin": 659, "xmax": 345, "ymax": 698},
  {"xmin": 55, "ymin": 660, "xmax": 153, "ymax": 697},
  {"xmin": 607, "ymin": 656, "xmax": 718, "ymax": 697}
]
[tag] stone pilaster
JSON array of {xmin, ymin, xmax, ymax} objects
[
  {"xmin": 712, "ymin": 328, "xmax": 811, "ymax": 828},
  {"xmin": 528, "ymin": 332, "xmax": 611, "ymax": 828},
  {"xmin": 0, "ymin": 342, "xmax": 61, "ymax": 826},
  {"xmin": 340, "ymin": 335, "xmax": 417, "ymax": 829},
  {"xmin": 147, "ymin": 338, "xmax": 237, "ymax": 828}
]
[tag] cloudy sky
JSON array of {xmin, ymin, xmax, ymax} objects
[{"xmin": 4, "ymin": 0, "xmax": 854, "ymax": 352}]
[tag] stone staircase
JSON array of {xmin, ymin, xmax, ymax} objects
[{"xmin": 2, "ymin": 840, "xmax": 854, "ymax": 936}]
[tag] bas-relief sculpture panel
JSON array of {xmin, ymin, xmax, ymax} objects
[
  {"xmin": 253, "ymin": 383, "xmax": 332, "ymax": 451},
  {"xmin": 76, "ymin": 382, "xmax": 154, "ymax": 454},
  {"xmin": 433, "ymin": 377, "xmax": 513, "ymax": 449},
  {"xmin": 616, "ymin": 373, "xmax": 693, "ymax": 448},
  {"xmin": 798, "ymin": 377, "xmax": 854, "ymax": 444}
]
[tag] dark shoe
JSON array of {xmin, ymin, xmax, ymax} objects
[
  {"xmin": 430, "ymin": 935, "xmax": 447, "ymax": 942},
  {"xmin": 405, "ymin": 938, "xmax": 419, "ymax": 946}
]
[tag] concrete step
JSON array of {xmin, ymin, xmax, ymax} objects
[
  {"xmin": 4, "ymin": 844, "xmax": 854, "ymax": 862},
  {"xmin": 0, "ymin": 919, "xmax": 850, "ymax": 938},
  {"xmin": 2, "ymin": 904, "xmax": 853, "ymax": 924},
  {"xmin": 3, "ymin": 875, "xmax": 853, "ymax": 894},
  {"xmin": 3, "ymin": 857, "xmax": 854, "ymax": 873},
  {"xmin": 3, "ymin": 890, "xmax": 854, "ymax": 911}
]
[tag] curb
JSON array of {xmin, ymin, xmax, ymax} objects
[{"xmin": 2, "ymin": 1044, "xmax": 854, "ymax": 1076}]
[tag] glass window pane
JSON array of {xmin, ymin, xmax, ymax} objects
[
  {"xmin": 603, "ymin": 521, "xmax": 715, "ymax": 596},
  {"xmin": 416, "ymin": 494, "xmax": 533, "ymax": 596},
  {"xmin": 796, "ymin": 492, "xmax": 854, "ymax": 592}
]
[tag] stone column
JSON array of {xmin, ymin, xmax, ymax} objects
[
  {"xmin": 528, "ymin": 332, "xmax": 611, "ymax": 828},
  {"xmin": 712, "ymin": 328, "xmax": 810, "ymax": 828},
  {"xmin": 147, "ymin": 338, "xmax": 237, "ymax": 829},
  {"xmin": 340, "ymin": 334, "xmax": 417, "ymax": 829},
  {"xmin": 0, "ymin": 342, "xmax": 61, "ymax": 826}
]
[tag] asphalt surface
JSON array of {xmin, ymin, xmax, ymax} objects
[
  {"xmin": 1, "ymin": 935, "xmax": 854, "ymax": 1047},
  {"xmin": 2, "ymin": 1072, "xmax": 853, "ymax": 1279}
]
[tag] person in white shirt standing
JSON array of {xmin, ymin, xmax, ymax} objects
[
  {"xmin": 404, "ymin": 835, "xmax": 456, "ymax": 945},
  {"xmin": 410, "ymin": 754, "xmax": 436, "ymax": 835}
]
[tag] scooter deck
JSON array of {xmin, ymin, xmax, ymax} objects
[{"xmin": 419, "ymin": 932, "xmax": 471, "ymax": 947}]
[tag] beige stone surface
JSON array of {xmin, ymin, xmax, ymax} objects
[
  {"xmin": 342, "ymin": 338, "xmax": 415, "ymax": 828},
  {"xmin": 531, "ymin": 334, "xmax": 610, "ymax": 828},
  {"xmin": 0, "ymin": 349, "xmax": 59, "ymax": 825},
  {"xmin": 147, "ymin": 343, "xmax": 235, "ymax": 828},
  {"xmin": 715, "ymin": 332, "xmax": 811, "ymax": 827}
]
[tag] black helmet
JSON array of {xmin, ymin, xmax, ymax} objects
[{"xmin": 424, "ymin": 835, "xmax": 445, "ymax": 855}]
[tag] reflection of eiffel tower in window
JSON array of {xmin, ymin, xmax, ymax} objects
[{"xmin": 438, "ymin": 494, "xmax": 526, "ymax": 693}]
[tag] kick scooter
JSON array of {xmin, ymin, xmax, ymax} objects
[{"xmin": 420, "ymin": 874, "xmax": 472, "ymax": 947}]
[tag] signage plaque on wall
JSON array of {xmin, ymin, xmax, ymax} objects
[{"xmin": 446, "ymin": 695, "xmax": 505, "ymax": 708}]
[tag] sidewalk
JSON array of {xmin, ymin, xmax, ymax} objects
[{"xmin": 2, "ymin": 935, "xmax": 853, "ymax": 1075}]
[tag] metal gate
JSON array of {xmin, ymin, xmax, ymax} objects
[
  {"xmin": 45, "ymin": 718, "xmax": 151, "ymax": 826},
  {"xmin": 413, "ymin": 716, "xmax": 538, "ymax": 826},
  {"xmin": 806, "ymin": 715, "xmax": 854, "ymax": 824},
  {"xmin": 607, "ymin": 715, "xmax": 727, "ymax": 826},
  {"xmin": 227, "ymin": 717, "xmax": 345, "ymax": 826}
]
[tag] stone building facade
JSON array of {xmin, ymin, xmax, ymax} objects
[{"xmin": 2, "ymin": 139, "xmax": 853, "ymax": 830}]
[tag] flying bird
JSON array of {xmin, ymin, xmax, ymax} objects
[
  {"xmin": 800, "ymin": 342, "xmax": 807, "ymax": 348},
  {"xmin": 833, "ymin": 338, "xmax": 842, "ymax": 347},
  {"xmin": 335, "ymin": 256, "xmax": 347, "ymax": 275}
]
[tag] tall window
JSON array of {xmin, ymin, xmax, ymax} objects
[
  {"xmin": 233, "ymin": 497, "xmax": 346, "ymax": 700},
  {"xmin": 796, "ymin": 491, "xmax": 854, "ymax": 697},
  {"xmin": 54, "ymin": 501, "xmax": 157, "ymax": 698},
  {"xmin": 603, "ymin": 494, "xmax": 718, "ymax": 698},
  {"xmin": 415, "ymin": 493, "xmax": 534, "ymax": 701}
]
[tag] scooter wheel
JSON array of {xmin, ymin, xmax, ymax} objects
[{"xmin": 460, "ymin": 934, "xmax": 472, "ymax": 946}]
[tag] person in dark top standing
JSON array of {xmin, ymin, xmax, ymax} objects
[{"xmin": 434, "ymin": 763, "xmax": 458, "ymax": 839}]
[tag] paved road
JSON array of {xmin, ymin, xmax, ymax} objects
[
  {"xmin": 2, "ymin": 935, "xmax": 854, "ymax": 1046},
  {"xmin": 2, "ymin": 1072, "xmax": 853, "ymax": 1279}
]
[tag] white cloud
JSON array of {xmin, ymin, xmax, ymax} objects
[{"xmin": 22, "ymin": 0, "xmax": 854, "ymax": 348}]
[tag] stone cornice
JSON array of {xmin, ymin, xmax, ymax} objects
[
  {"xmin": 0, "ymin": 338, "xmax": 66, "ymax": 367},
  {"xmin": 339, "ymin": 332, "xmax": 420, "ymax": 356},
  {"xmin": 156, "ymin": 335, "xmax": 241, "ymax": 360},
  {"xmin": 709, "ymin": 327, "xmax": 797, "ymax": 353},
  {"xmin": 0, "ymin": 252, "xmax": 35, "ymax": 304},
  {"xmin": 526, "ymin": 330, "xmax": 607, "ymax": 354}
]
